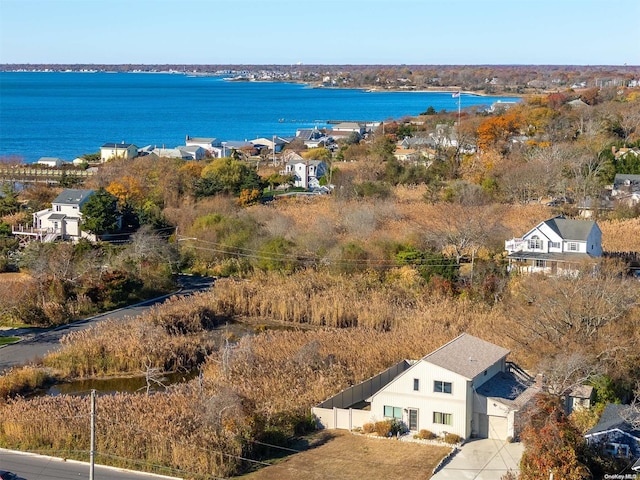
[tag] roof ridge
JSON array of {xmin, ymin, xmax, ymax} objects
[{"xmin": 423, "ymin": 333, "xmax": 467, "ymax": 359}]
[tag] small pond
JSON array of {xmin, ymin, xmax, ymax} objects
[{"xmin": 35, "ymin": 319, "xmax": 299, "ymax": 397}]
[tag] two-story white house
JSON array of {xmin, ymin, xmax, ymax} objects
[
  {"xmin": 505, "ymin": 216, "xmax": 602, "ymax": 274},
  {"xmin": 283, "ymin": 157, "xmax": 328, "ymax": 189},
  {"xmin": 32, "ymin": 189, "xmax": 95, "ymax": 241},
  {"xmin": 100, "ymin": 142, "xmax": 138, "ymax": 162},
  {"xmin": 313, "ymin": 334, "xmax": 539, "ymax": 441}
]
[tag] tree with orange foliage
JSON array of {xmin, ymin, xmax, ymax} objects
[
  {"xmin": 520, "ymin": 394, "xmax": 590, "ymax": 480},
  {"xmin": 106, "ymin": 175, "xmax": 145, "ymax": 209},
  {"xmin": 476, "ymin": 108, "xmax": 524, "ymax": 151}
]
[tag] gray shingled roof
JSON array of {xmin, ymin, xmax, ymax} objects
[
  {"xmin": 476, "ymin": 371, "xmax": 540, "ymax": 409},
  {"xmin": 543, "ymin": 216, "xmax": 596, "ymax": 242},
  {"xmin": 423, "ymin": 333, "xmax": 510, "ymax": 379},
  {"xmin": 586, "ymin": 403, "xmax": 640, "ymax": 437},
  {"xmin": 52, "ymin": 189, "xmax": 94, "ymax": 205}
]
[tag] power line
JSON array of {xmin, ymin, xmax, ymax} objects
[{"xmin": 180, "ymin": 237, "xmax": 461, "ymax": 268}]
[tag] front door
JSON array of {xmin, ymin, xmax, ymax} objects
[{"xmin": 408, "ymin": 408, "xmax": 418, "ymax": 431}]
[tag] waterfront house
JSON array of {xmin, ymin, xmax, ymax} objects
[
  {"xmin": 504, "ymin": 216, "xmax": 602, "ymax": 274},
  {"xmin": 250, "ymin": 137, "xmax": 286, "ymax": 153},
  {"xmin": 312, "ymin": 333, "xmax": 539, "ymax": 441},
  {"xmin": 100, "ymin": 142, "xmax": 138, "ymax": 162},
  {"xmin": 331, "ymin": 122, "xmax": 366, "ymax": 135},
  {"xmin": 185, "ymin": 136, "xmax": 221, "ymax": 154},
  {"xmin": 32, "ymin": 189, "xmax": 95, "ymax": 241},
  {"xmin": 150, "ymin": 146, "xmax": 206, "ymax": 161},
  {"xmin": 36, "ymin": 157, "xmax": 67, "ymax": 167}
]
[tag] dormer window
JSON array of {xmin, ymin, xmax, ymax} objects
[{"xmin": 528, "ymin": 235, "xmax": 542, "ymax": 250}]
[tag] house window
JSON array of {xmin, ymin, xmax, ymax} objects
[
  {"xmin": 535, "ymin": 259, "xmax": 546, "ymax": 268},
  {"xmin": 433, "ymin": 412, "xmax": 452, "ymax": 425},
  {"xmin": 550, "ymin": 242, "xmax": 560, "ymax": 249},
  {"xmin": 605, "ymin": 443, "xmax": 630, "ymax": 457},
  {"xmin": 528, "ymin": 236, "xmax": 542, "ymax": 250},
  {"xmin": 384, "ymin": 406, "xmax": 402, "ymax": 419},
  {"xmin": 55, "ymin": 205, "xmax": 61, "ymax": 212},
  {"xmin": 568, "ymin": 242, "xmax": 579, "ymax": 251},
  {"xmin": 434, "ymin": 381, "xmax": 452, "ymax": 394},
  {"xmin": 413, "ymin": 379, "xmax": 419, "ymax": 391}
]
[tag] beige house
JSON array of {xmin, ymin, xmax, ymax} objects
[
  {"xmin": 313, "ymin": 334, "xmax": 539, "ymax": 441},
  {"xmin": 100, "ymin": 142, "xmax": 138, "ymax": 162}
]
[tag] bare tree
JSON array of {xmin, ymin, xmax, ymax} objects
[
  {"xmin": 538, "ymin": 352, "xmax": 602, "ymax": 397},
  {"xmin": 425, "ymin": 204, "xmax": 508, "ymax": 283}
]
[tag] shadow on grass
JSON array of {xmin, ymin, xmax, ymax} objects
[{"xmin": 241, "ymin": 429, "xmax": 337, "ymax": 475}]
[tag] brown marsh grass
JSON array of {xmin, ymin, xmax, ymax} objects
[{"xmin": 43, "ymin": 295, "xmax": 222, "ymax": 378}]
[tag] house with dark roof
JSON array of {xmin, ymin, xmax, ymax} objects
[
  {"xmin": 32, "ymin": 189, "xmax": 96, "ymax": 241},
  {"xmin": 505, "ymin": 216, "xmax": 602, "ymax": 275},
  {"xmin": 585, "ymin": 403, "xmax": 640, "ymax": 464},
  {"xmin": 312, "ymin": 333, "xmax": 539, "ymax": 441},
  {"xmin": 100, "ymin": 142, "xmax": 138, "ymax": 162}
]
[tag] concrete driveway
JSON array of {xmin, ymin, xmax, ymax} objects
[{"xmin": 431, "ymin": 438, "xmax": 524, "ymax": 480}]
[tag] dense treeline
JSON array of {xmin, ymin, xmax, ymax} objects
[{"xmin": 4, "ymin": 63, "xmax": 640, "ymax": 94}]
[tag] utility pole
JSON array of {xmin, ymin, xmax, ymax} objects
[{"xmin": 90, "ymin": 389, "xmax": 96, "ymax": 480}]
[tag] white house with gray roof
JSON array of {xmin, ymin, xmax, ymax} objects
[
  {"xmin": 32, "ymin": 189, "xmax": 95, "ymax": 241},
  {"xmin": 505, "ymin": 216, "xmax": 602, "ymax": 274},
  {"xmin": 283, "ymin": 157, "xmax": 328, "ymax": 189},
  {"xmin": 313, "ymin": 334, "xmax": 539, "ymax": 441}
]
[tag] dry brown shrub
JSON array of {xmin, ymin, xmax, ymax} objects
[
  {"xmin": 362, "ymin": 422, "xmax": 375, "ymax": 434},
  {"xmin": 43, "ymin": 295, "xmax": 222, "ymax": 378},
  {"xmin": 0, "ymin": 366, "xmax": 54, "ymax": 399},
  {"xmin": 0, "ymin": 387, "xmax": 247, "ymax": 477},
  {"xmin": 599, "ymin": 217, "xmax": 640, "ymax": 252}
]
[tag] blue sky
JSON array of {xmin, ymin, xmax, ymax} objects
[{"xmin": 1, "ymin": 0, "xmax": 638, "ymax": 65}]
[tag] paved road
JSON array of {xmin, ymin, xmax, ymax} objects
[
  {"xmin": 0, "ymin": 275, "xmax": 215, "ymax": 373},
  {"xmin": 0, "ymin": 448, "xmax": 182, "ymax": 480}
]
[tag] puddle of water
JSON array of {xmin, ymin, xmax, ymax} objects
[{"xmin": 44, "ymin": 369, "xmax": 199, "ymax": 396}]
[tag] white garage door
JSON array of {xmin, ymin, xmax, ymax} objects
[{"xmin": 488, "ymin": 415, "xmax": 508, "ymax": 440}]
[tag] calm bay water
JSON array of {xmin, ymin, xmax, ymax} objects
[{"xmin": 0, "ymin": 72, "xmax": 519, "ymax": 163}]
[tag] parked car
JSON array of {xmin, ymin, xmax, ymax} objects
[{"xmin": 0, "ymin": 472, "xmax": 17, "ymax": 480}]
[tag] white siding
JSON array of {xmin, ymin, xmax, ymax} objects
[{"xmin": 370, "ymin": 362, "xmax": 471, "ymax": 438}]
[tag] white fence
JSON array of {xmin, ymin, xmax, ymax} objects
[
  {"xmin": 312, "ymin": 359, "xmax": 412, "ymax": 431},
  {"xmin": 312, "ymin": 407, "xmax": 374, "ymax": 431}
]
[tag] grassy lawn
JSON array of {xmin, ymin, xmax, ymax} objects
[
  {"xmin": 0, "ymin": 336, "xmax": 20, "ymax": 346},
  {"xmin": 239, "ymin": 430, "xmax": 451, "ymax": 480}
]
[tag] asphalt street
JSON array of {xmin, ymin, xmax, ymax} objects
[
  {"xmin": 0, "ymin": 275, "xmax": 215, "ymax": 373},
  {"xmin": 0, "ymin": 449, "xmax": 182, "ymax": 480}
]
